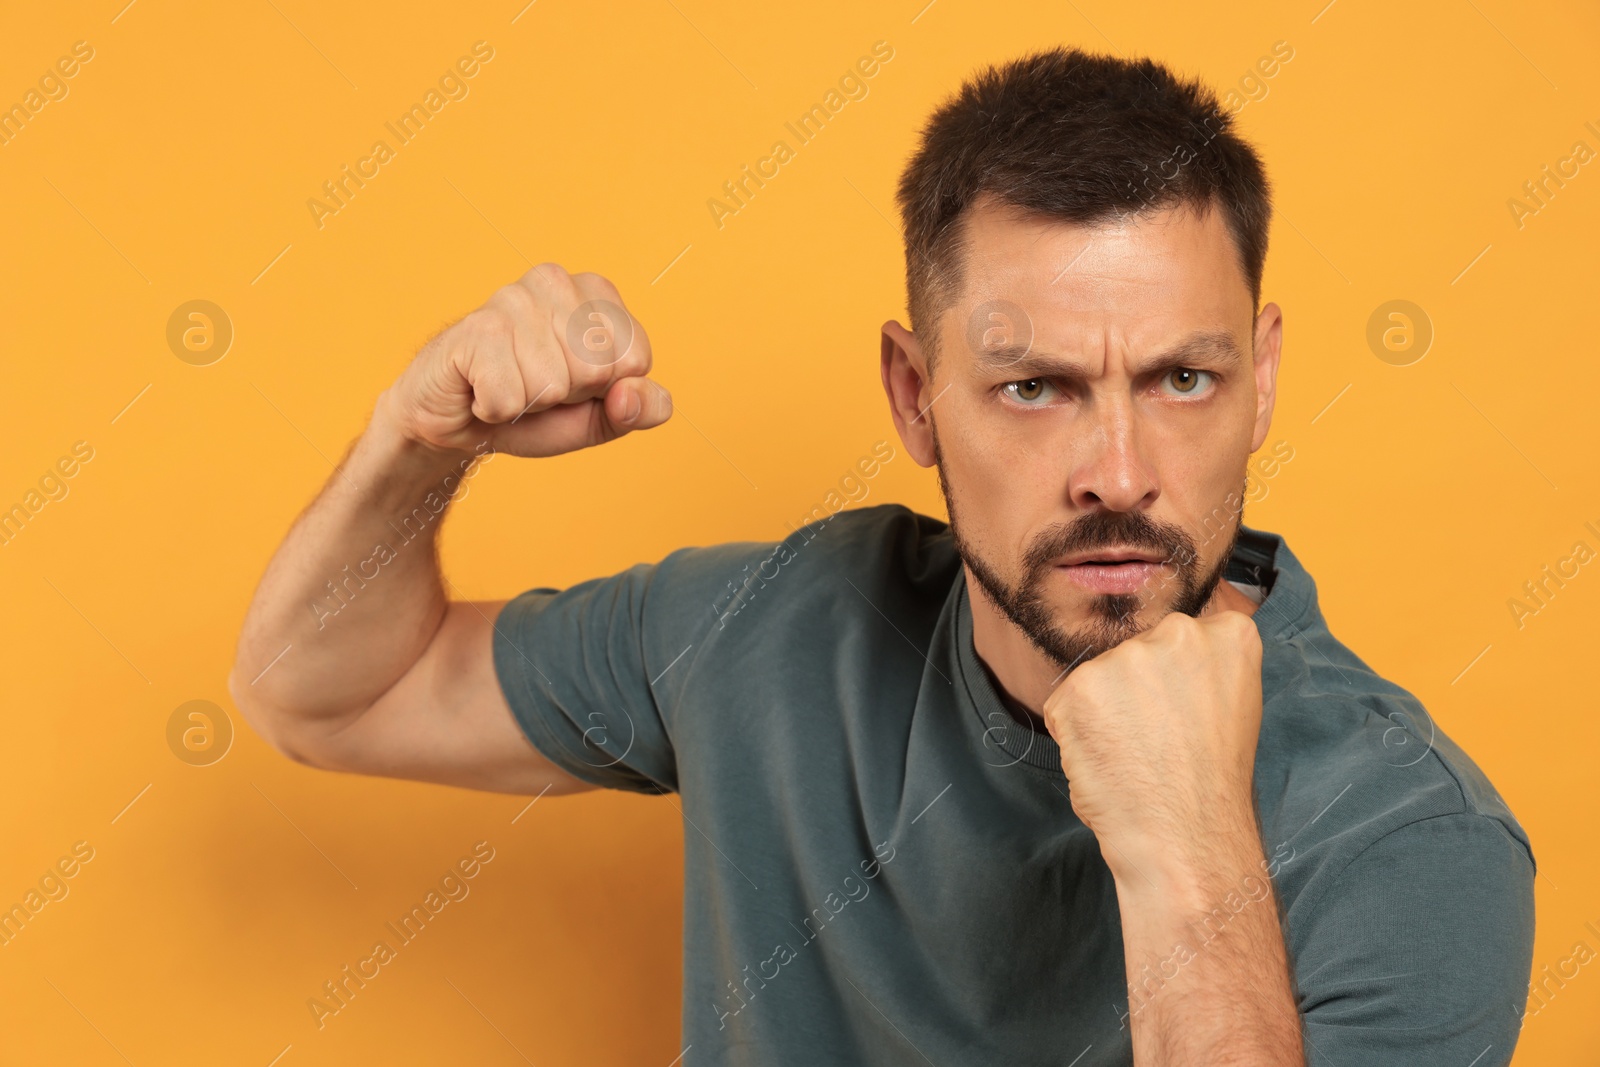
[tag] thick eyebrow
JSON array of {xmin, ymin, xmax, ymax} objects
[{"xmin": 973, "ymin": 329, "xmax": 1247, "ymax": 380}]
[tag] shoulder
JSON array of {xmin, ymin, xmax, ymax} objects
[
  {"xmin": 1261, "ymin": 641, "xmax": 1538, "ymax": 1030},
  {"xmin": 1286, "ymin": 804, "xmax": 1536, "ymax": 1059},
  {"xmin": 1257, "ymin": 625, "xmax": 1535, "ymax": 918},
  {"xmin": 648, "ymin": 502, "xmax": 956, "ymax": 625},
  {"xmin": 621, "ymin": 503, "xmax": 958, "ymax": 692},
  {"xmin": 788, "ymin": 501, "xmax": 958, "ymax": 589}
]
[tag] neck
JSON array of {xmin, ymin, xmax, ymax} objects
[{"xmin": 969, "ymin": 571, "xmax": 1260, "ymax": 727}]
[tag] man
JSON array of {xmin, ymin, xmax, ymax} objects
[{"xmin": 230, "ymin": 47, "xmax": 1535, "ymax": 1066}]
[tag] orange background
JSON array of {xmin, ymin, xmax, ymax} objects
[{"xmin": 1, "ymin": 0, "xmax": 1596, "ymax": 1063}]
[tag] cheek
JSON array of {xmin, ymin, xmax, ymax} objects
[
  {"xmin": 946, "ymin": 407, "xmax": 1064, "ymax": 515},
  {"xmin": 1146, "ymin": 388, "xmax": 1257, "ymax": 472},
  {"xmin": 1176, "ymin": 471, "xmax": 1251, "ymax": 557},
  {"xmin": 1143, "ymin": 424, "xmax": 1251, "ymax": 532},
  {"xmin": 938, "ymin": 410, "xmax": 1045, "ymax": 542}
]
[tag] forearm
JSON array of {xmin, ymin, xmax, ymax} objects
[
  {"xmin": 229, "ymin": 387, "xmax": 484, "ymax": 736},
  {"xmin": 1112, "ymin": 810, "xmax": 1303, "ymax": 1065}
]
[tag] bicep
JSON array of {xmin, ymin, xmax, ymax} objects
[
  {"xmin": 294, "ymin": 541, "xmax": 769, "ymax": 796},
  {"xmin": 295, "ymin": 599, "xmax": 597, "ymax": 796}
]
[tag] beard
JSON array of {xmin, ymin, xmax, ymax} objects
[{"xmin": 931, "ymin": 422, "xmax": 1242, "ymax": 676}]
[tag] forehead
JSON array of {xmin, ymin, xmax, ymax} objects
[{"xmin": 945, "ymin": 195, "xmax": 1253, "ymax": 358}]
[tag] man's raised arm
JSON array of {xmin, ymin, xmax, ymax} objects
[{"xmin": 226, "ymin": 264, "xmax": 673, "ymax": 795}]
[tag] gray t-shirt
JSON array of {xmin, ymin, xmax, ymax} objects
[{"xmin": 491, "ymin": 503, "xmax": 1535, "ymax": 1066}]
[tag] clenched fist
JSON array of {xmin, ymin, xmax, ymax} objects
[
  {"xmin": 1043, "ymin": 609, "xmax": 1265, "ymax": 888},
  {"xmin": 381, "ymin": 263, "xmax": 672, "ymax": 458}
]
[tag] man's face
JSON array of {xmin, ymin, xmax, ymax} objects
[{"xmin": 892, "ymin": 196, "xmax": 1279, "ymax": 674}]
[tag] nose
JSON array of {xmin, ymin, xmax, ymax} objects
[{"xmin": 1067, "ymin": 393, "xmax": 1159, "ymax": 512}]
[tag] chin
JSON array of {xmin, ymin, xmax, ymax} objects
[{"xmin": 1082, "ymin": 590, "xmax": 1155, "ymax": 628}]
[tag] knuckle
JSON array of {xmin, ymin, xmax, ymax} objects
[
  {"xmin": 1063, "ymin": 662, "xmax": 1099, "ymax": 692},
  {"xmin": 1115, "ymin": 641, "xmax": 1151, "ymax": 668},
  {"xmin": 472, "ymin": 367, "xmax": 521, "ymax": 411},
  {"xmin": 468, "ymin": 306, "xmax": 514, "ymax": 342},
  {"xmin": 474, "ymin": 390, "xmax": 520, "ymax": 423},
  {"xmin": 534, "ymin": 368, "xmax": 572, "ymax": 408},
  {"xmin": 564, "ymin": 302, "xmax": 636, "ymax": 371},
  {"xmin": 1211, "ymin": 609, "xmax": 1255, "ymax": 639},
  {"xmin": 1158, "ymin": 612, "xmax": 1198, "ymax": 641},
  {"xmin": 622, "ymin": 323, "xmax": 653, "ymax": 374},
  {"xmin": 1233, "ymin": 616, "xmax": 1263, "ymax": 651},
  {"xmin": 492, "ymin": 281, "xmax": 538, "ymax": 318},
  {"xmin": 571, "ymin": 270, "xmax": 622, "ymax": 300},
  {"xmin": 526, "ymin": 262, "xmax": 577, "ymax": 296},
  {"xmin": 613, "ymin": 348, "xmax": 650, "ymax": 383}
]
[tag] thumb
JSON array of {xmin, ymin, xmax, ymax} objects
[{"xmin": 603, "ymin": 376, "xmax": 673, "ymax": 436}]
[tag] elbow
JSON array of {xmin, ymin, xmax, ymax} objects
[{"xmin": 226, "ymin": 663, "xmax": 327, "ymax": 769}]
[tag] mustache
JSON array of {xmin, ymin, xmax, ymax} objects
[{"xmin": 1023, "ymin": 509, "xmax": 1198, "ymax": 572}]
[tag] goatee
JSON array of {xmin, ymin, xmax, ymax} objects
[{"xmin": 932, "ymin": 423, "xmax": 1241, "ymax": 674}]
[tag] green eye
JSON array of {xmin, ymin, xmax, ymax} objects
[
  {"xmin": 1004, "ymin": 378, "xmax": 1056, "ymax": 404},
  {"xmin": 1162, "ymin": 368, "xmax": 1213, "ymax": 396}
]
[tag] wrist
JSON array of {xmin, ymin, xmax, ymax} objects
[
  {"xmin": 1106, "ymin": 806, "xmax": 1266, "ymax": 913},
  {"xmin": 371, "ymin": 386, "xmax": 480, "ymax": 460},
  {"xmin": 361, "ymin": 389, "xmax": 488, "ymax": 509}
]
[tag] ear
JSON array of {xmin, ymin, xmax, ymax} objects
[
  {"xmin": 1249, "ymin": 301, "xmax": 1283, "ymax": 454},
  {"xmin": 880, "ymin": 319, "xmax": 938, "ymax": 468}
]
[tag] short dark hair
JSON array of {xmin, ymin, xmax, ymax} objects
[{"xmin": 895, "ymin": 47, "xmax": 1272, "ymax": 374}]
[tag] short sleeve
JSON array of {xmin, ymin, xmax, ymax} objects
[
  {"xmin": 491, "ymin": 559, "xmax": 682, "ymax": 794},
  {"xmin": 489, "ymin": 538, "xmax": 783, "ymax": 795},
  {"xmin": 1292, "ymin": 813, "xmax": 1536, "ymax": 1066}
]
